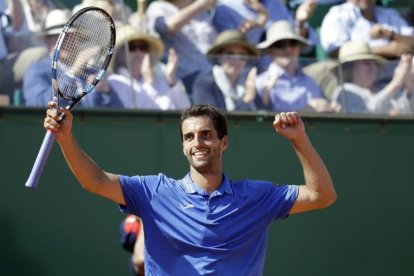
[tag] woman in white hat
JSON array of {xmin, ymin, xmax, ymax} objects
[
  {"xmin": 108, "ymin": 24, "xmax": 191, "ymax": 110},
  {"xmin": 333, "ymin": 41, "xmax": 412, "ymax": 114},
  {"xmin": 255, "ymin": 20, "xmax": 336, "ymax": 112},
  {"xmin": 192, "ymin": 30, "xmax": 260, "ymax": 111}
]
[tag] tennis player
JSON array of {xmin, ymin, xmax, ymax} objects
[{"xmin": 44, "ymin": 103, "xmax": 337, "ymax": 275}]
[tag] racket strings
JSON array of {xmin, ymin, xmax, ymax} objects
[{"xmin": 56, "ymin": 10, "xmax": 113, "ymax": 99}]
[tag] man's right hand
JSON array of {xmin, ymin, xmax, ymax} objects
[{"xmin": 44, "ymin": 101, "xmax": 73, "ymax": 141}]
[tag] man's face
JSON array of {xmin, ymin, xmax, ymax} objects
[{"xmin": 181, "ymin": 116, "xmax": 228, "ymax": 173}]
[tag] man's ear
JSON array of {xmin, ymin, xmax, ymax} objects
[{"xmin": 221, "ymin": 135, "xmax": 229, "ymax": 151}]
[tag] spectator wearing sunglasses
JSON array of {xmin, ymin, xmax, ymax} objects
[
  {"xmin": 108, "ymin": 24, "xmax": 191, "ymax": 110},
  {"xmin": 192, "ymin": 30, "xmax": 261, "ymax": 111},
  {"xmin": 256, "ymin": 20, "xmax": 337, "ymax": 112}
]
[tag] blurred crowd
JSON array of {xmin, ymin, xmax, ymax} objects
[{"xmin": 0, "ymin": 0, "xmax": 414, "ymax": 116}]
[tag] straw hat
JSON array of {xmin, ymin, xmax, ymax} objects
[
  {"xmin": 109, "ymin": 24, "xmax": 165, "ymax": 72},
  {"xmin": 257, "ymin": 20, "xmax": 310, "ymax": 49},
  {"xmin": 40, "ymin": 9, "xmax": 72, "ymax": 37},
  {"xmin": 114, "ymin": 24, "xmax": 164, "ymax": 56},
  {"xmin": 207, "ymin": 30, "xmax": 259, "ymax": 57},
  {"xmin": 338, "ymin": 41, "xmax": 387, "ymax": 64}
]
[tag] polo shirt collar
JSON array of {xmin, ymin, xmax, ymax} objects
[{"xmin": 181, "ymin": 173, "xmax": 233, "ymax": 195}]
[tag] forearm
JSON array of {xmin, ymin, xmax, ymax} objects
[
  {"xmin": 371, "ymin": 45, "xmax": 403, "ymax": 59},
  {"xmin": 291, "ymin": 135, "xmax": 336, "ymax": 212},
  {"xmin": 166, "ymin": 1, "xmax": 206, "ymax": 33}
]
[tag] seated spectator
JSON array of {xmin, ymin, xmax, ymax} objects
[
  {"xmin": 213, "ymin": 0, "xmax": 319, "ymax": 51},
  {"xmin": 23, "ymin": 9, "xmax": 123, "ymax": 108},
  {"xmin": 332, "ymin": 41, "xmax": 412, "ymax": 114},
  {"xmin": 320, "ymin": 0, "xmax": 414, "ymax": 59},
  {"xmin": 256, "ymin": 20, "xmax": 336, "ymax": 112},
  {"xmin": 146, "ymin": 0, "xmax": 217, "ymax": 94},
  {"xmin": 192, "ymin": 30, "xmax": 260, "ymax": 111},
  {"xmin": 0, "ymin": 0, "xmax": 25, "ymax": 102},
  {"xmin": 120, "ymin": 215, "xmax": 145, "ymax": 276},
  {"xmin": 73, "ymin": 0, "xmax": 133, "ymax": 27},
  {"xmin": 108, "ymin": 24, "xmax": 191, "ymax": 110}
]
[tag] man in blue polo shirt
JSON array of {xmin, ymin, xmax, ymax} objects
[{"xmin": 43, "ymin": 103, "xmax": 337, "ymax": 275}]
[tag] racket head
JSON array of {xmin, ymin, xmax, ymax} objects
[{"xmin": 51, "ymin": 7, "xmax": 116, "ymax": 106}]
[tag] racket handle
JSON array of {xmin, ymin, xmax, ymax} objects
[{"xmin": 25, "ymin": 131, "xmax": 56, "ymax": 189}]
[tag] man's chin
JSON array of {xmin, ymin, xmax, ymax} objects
[{"xmin": 190, "ymin": 160, "xmax": 210, "ymax": 171}]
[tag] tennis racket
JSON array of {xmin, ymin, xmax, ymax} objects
[{"xmin": 25, "ymin": 7, "xmax": 116, "ymax": 189}]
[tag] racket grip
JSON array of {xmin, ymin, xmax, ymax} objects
[{"xmin": 25, "ymin": 131, "xmax": 57, "ymax": 189}]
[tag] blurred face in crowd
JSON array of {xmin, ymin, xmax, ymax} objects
[
  {"xmin": 218, "ymin": 45, "xmax": 249, "ymax": 80},
  {"xmin": 267, "ymin": 39, "xmax": 301, "ymax": 69},
  {"xmin": 350, "ymin": 60, "xmax": 379, "ymax": 89},
  {"xmin": 117, "ymin": 39, "xmax": 150, "ymax": 77}
]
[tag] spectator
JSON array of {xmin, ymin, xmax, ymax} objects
[
  {"xmin": 120, "ymin": 215, "xmax": 145, "ymax": 276},
  {"xmin": 73, "ymin": 0, "xmax": 133, "ymax": 27},
  {"xmin": 108, "ymin": 24, "xmax": 191, "ymax": 110},
  {"xmin": 332, "ymin": 41, "xmax": 412, "ymax": 114},
  {"xmin": 256, "ymin": 20, "xmax": 336, "ymax": 112},
  {"xmin": 213, "ymin": 0, "xmax": 319, "ymax": 50},
  {"xmin": 23, "ymin": 9, "xmax": 123, "ymax": 108},
  {"xmin": 0, "ymin": 0, "xmax": 25, "ymax": 102},
  {"xmin": 320, "ymin": 0, "xmax": 414, "ymax": 59},
  {"xmin": 192, "ymin": 30, "xmax": 260, "ymax": 111},
  {"xmin": 146, "ymin": 0, "xmax": 218, "ymax": 94},
  {"xmin": 0, "ymin": 0, "xmax": 25, "ymax": 55}
]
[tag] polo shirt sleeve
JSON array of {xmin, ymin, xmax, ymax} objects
[
  {"xmin": 118, "ymin": 174, "xmax": 161, "ymax": 217},
  {"xmin": 267, "ymin": 183, "xmax": 299, "ymax": 221}
]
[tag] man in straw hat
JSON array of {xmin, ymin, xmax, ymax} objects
[
  {"xmin": 332, "ymin": 41, "xmax": 412, "ymax": 114},
  {"xmin": 192, "ymin": 30, "xmax": 261, "ymax": 111},
  {"xmin": 22, "ymin": 9, "xmax": 123, "ymax": 108},
  {"xmin": 256, "ymin": 20, "xmax": 337, "ymax": 112},
  {"xmin": 108, "ymin": 24, "xmax": 190, "ymax": 110}
]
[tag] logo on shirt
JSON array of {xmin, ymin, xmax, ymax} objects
[{"xmin": 179, "ymin": 203, "xmax": 195, "ymax": 210}]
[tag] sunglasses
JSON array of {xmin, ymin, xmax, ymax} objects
[
  {"xmin": 128, "ymin": 40, "xmax": 149, "ymax": 52},
  {"xmin": 270, "ymin": 39, "xmax": 301, "ymax": 49},
  {"xmin": 220, "ymin": 50, "xmax": 250, "ymax": 61}
]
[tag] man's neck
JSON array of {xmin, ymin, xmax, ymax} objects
[{"xmin": 190, "ymin": 168, "xmax": 223, "ymax": 194}]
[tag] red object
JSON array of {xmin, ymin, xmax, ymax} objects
[{"xmin": 123, "ymin": 215, "xmax": 140, "ymax": 235}]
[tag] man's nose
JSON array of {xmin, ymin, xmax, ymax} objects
[{"xmin": 193, "ymin": 134, "xmax": 203, "ymax": 146}]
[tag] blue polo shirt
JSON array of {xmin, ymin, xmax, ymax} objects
[{"xmin": 119, "ymin": 173, "xmax": 298, "ymax": 275}]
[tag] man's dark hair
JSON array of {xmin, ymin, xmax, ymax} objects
[{"xmin": 180, "ymin": 105, "xmax": 228, "ymax": 141}]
